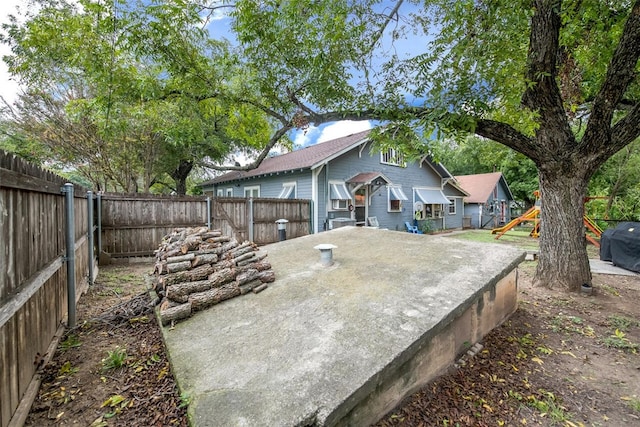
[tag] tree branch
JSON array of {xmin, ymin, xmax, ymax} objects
[
  {"xmin": 475, "ymin": 119, "xmax": 539, "ymax": 162},
  {"xmin": 368, "ymin": 0, "xmax": 405, "ymax": 51},
  {"xmin": 521, "ymin": 0, "xmax": 575, "ymax": 153},
  {"xmin": 202, "ymin": 124, "xmax": 293, "ymax": 171},
  {"xmin": 608, "ymin": 102, "xmax": 640, "ymax": 156},
  {"xmin": 582, "ymin": 0, "xmax": 640, "ymax": 151}
]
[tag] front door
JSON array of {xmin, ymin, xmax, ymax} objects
[{"xmin": 354, "ymin": 187, "xmax": 367, "ymax": 224}]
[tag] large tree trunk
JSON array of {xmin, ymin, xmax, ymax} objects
[
  {"xmin": 535, "ymin": 169, "xmax": 592, "ymax": 291},
  {"xmin": 170, "ymin": 160, "xmax": 193, "ymax": 196}
]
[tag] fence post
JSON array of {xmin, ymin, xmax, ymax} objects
[
  {"xmin": 248, "ymin": 198, "xmax": 254, "ymax": 242},
  {"xmin": 61, "ymin": 183, "xmax": 76, "ymax": 328},
  {"xmin": 206, "ymin": 197, "xmax": 211, "ymax": 230},
  {"xmin": 87, "ymin": 191, "xmax": 94, "ymax": 286},
  {"xmin": 97, "ymin": 192, "xmax": 102, "ymax": 256}
]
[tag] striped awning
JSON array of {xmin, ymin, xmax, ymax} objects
[
  {"xmin": 278, "ymin": 185, "xmax": 295, "ymax": 199},
  {"xmin": 415, "ymin": 189, "xmax": 451, "ymax": 204},
  {"xmin": 330, "ymin": 183, "xmax": 351, "ymax": 200},
  {"xmin": 389, "ymin": 186, "xmax": 408, "ymax": 201}
]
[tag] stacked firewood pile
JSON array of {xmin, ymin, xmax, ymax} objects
[{"xmin": 152, "ymin": 227, "xmax": 275, "ymax": 326}]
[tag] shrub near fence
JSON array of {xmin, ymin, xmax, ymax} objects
[{"xmin": 0, "ymin": 150, "xmax": 94, "ymax": 427}]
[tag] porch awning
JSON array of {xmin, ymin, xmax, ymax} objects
[
  {"xmin": 415, "ymin": 189, "xmax": 451, "ymax": 204},
  {"xmin": 389, "ymin": 186, "xmax": 408, "ymax": 201},
  {"xmin": 330, "ymin": 183, "xmax": 351, "ymax": 200},
  {"xmin": 346, "ymin": 172, "xmax": 389, "ymax": 185}
]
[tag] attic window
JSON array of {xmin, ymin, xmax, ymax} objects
[
  {"xmin": 278, "ymin": 182, "xmax": 296, "ymax": 199},
  {"xmin": 380, "ymin": 148, "xmax": 405, "ymax": 167}
]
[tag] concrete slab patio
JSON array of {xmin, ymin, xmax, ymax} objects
[{"xmin": 160, "ymin": 227, "xmax": 525, "ymax": 426}]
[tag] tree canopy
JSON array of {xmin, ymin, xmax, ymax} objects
[
  {"xmin": 229, "ymin": 0, "xmax": 640, "ymax": 290},
  {"xmin": 2, "ymin": 0, "xmax": 639, "ymax": 290},
  {"xmin": 0, "ymin": 0, "xmax": 279, "ymax": 193}
]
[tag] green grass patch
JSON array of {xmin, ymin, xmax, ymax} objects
[
  {"xmin": 60, "ymin": 334, "xmax": 81, "ymax": 351},
  {"xmin": 101, "ymin": 346, "xmax": 128, "ymax": 371},
  {"xmin": 607, "ymin": 314, "xmax": 638, "ymax": 332},
  {"xmin": 526, "ymin": 390, "xmax": 573, "ymax": 423},
  {"xmin": 626, "ymin": 396, "xmax": 640, "ymax": 412},
  {"xmin": 443, "ymin": 229, "xmax": 540, "ymax": 250},
  {"xmin": 601, "ymin": 329, "xmax": 638, "ymax": 353},
  {"xmin": 550, "ymin": 315, "xmax": 595, "ymax": 337}
]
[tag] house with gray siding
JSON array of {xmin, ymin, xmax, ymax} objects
[
  {"xmin": 200, "ymin": 129, "xmax": 468, "ymax": 233},
  {"xmin": 454, "ymin": 172, "xmax": 515, "ymax": 229}
]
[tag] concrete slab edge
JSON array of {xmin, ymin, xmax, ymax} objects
[{"xmin": 324, "ymin": 253, "xmax": 526, "ymax": 426}]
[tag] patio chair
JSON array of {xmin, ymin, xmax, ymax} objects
[
  {"xmin": 405, "ymin": 221, "xmax": 423, "ymax": 234},
  {"xmin": 367, "ymin": 217, "xmax": 379, "ymax": 228}
]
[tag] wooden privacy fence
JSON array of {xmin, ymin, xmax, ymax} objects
[
  {"xmin": 211, "ymin": 197, "xmax": 312, "ymax": 246},
  {"xmin": 0, "ymin": 149, "xmax": 312, "ymax": 426},
  {"xmin": 100, "ymin": 195, "xmax": 312, "ymax": 258},
  {"xmin": 99, "ymin": 193, "xmax": 210, "ymax": 258},
  {"xmin": 0, "ymin": 151, "xmax": 95, "ymax": 427}
]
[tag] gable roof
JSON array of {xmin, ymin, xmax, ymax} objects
[
  {"xmin": 202, "ymin": 129, "xmax": 372, "ymax": 185},
  {"xmin": 454, "ymin": 172, "xmax": 513, "ymax": 204}
]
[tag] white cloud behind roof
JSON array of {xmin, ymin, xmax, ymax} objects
[{"xmin": 294, "ymin": 120, "xmax": 372, "ymax": 147}]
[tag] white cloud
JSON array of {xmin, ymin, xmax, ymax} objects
[
  {"xmin": 293, "ymin": 126, "xmax": 321, "ymax": 147},
  {"xmin": 316, "ymin": 120, "xmax": 372, "ymax": 143},
  {"xmin": 294, "ymin": 120, "xmax": 372, "ymax": 147}
]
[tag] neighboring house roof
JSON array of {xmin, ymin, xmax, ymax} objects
[
  {"xmin": 455, "ymin": 172, "xmax": 514, "ymax": 204},
  {"xmin": 202, "ymin": 129, "xmax": 372, "ymax": 185}
]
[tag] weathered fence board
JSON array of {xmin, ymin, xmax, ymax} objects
[
  {"xmin": 100, "ymin": 196, "xmax": 312, "ymax": 257},
  {"xmin": 0, "ymin": 150, "xmax": 92, "ymax": 427},
  {"xmin": 100, "ymin": 194, "xmax": 209, "ymax": 257},
  {"xmin": 1, "ymin": 149, "xmax": 313, "ymax": 426},
  {"xmin": 250, "ymin": 198, "xmax": 311, "ymax": 245}
]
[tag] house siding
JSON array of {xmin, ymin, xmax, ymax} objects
[
  {"xmin": 463, "ymin": 179, "xmax": 513, "ymax": 229},
  {"xmin": 201, "ymin": 132, "xmax": 469, "ymax": 236}
]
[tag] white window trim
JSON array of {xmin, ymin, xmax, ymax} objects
[
  {"xmin": 225, "ymin": 188, "xmax": 233, "ymax": 197},
  {"xmin": 380, "ymin": 148, "xmax": 406, "ymax": 167},
  {"xmin": 216, "ymin": 188, "xmax": 224, "ymax": 197},
  {"xmin": 414, "ymin": 203, "xmax": 444, "ymax": 219},
  {"xmin": 387, "ymin": 185, "xmax": 407, "ymax": 213},
  {"xmin": 448, "ymin": 198, "xmax": 456, "ymax": 215},
  {"xmin": 244, "ymin": 185, "xmax": 260, "ymax": 198}
]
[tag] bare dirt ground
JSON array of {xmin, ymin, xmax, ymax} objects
[{"xmin": 24, "ymin": 256, "xmax": 640, "ymax": 426}]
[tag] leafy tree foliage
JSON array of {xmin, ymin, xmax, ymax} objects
[
  {"xmin": 3, "ymin": 0, "xmax": 639, "ymax": 290},
  {"xmin": 433, "ymin": 136, "xmax": 539, "ymax": 207},
  {"xmin": 0, "ymin": 0, "xmax": 277, "ymax": 194},
  {"xmin": 230, "ymin": 0, "xmax": 640, "ymax": 290},
  {"xmin": 588, "ymin": 139, "xmax": 640, "ymax": 222}
]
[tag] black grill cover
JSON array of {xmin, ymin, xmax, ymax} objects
[{"xmin": 600, "ymin": 222, "xmax": 640, "ymax": 273}]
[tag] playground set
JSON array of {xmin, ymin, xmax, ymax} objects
[{"xmin": 491, "ymin": 191, "xmax": 604, "ymax": 247}]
